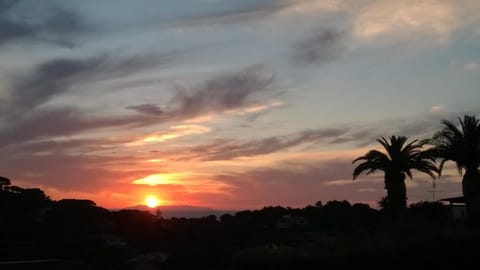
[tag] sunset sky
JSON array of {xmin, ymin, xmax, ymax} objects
[{"xmin": 1, "ymin": 0, "xmax": 479, "ymax": 209}]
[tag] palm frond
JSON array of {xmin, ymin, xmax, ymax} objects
[
  {"xmin": 353, "ymin": 136, "xmax": 437, "ymax": 180},
  {"xmin": 430, "ymin": 114, "xmax": 480, "ymax": 175},
  {"xmin": 352, "ymin": 150, "xmax": 390, "ymax": 179}
]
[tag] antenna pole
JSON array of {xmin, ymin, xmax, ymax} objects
[{"xmin": 432, "ymin": 178, "xmax": 436, "ymax": 201}]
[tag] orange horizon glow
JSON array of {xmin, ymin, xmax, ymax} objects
[{"xmin": 31, "ymin": 148, "xmax": 386, "ymax": 209}]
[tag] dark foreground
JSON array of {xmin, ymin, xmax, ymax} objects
[{"xmin": 1, "ymin": 187, "xmax": 478, "ymax": 269}]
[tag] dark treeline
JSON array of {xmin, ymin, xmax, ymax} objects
[{"xmin": 1, "ymin": 183, "xmax": 479, "ymax": 270}]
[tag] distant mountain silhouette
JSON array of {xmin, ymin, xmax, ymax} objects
[{"xmin": 121, "ymin": 204, "xmax": 235, "ymax": 218}]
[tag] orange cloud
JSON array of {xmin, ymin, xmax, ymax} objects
[
  {"xmin": 128, "ymin": 124, "xmax": 211, "ymax": 145},
  {"xmin": 132, "ymin": 173, "xmax": 185, "ymax": 186}
]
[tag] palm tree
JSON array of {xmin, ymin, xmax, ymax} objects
[
  {"xmin": 430, "ymin": 115, "xmax": 480, "ymax": 220},
  {"xmin": 353, "ymin": 136, "xmax": 437, "ymax": 212}
]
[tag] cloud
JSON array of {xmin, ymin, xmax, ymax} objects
[
  {"xmin": 170, "ymin": 0, "xmax": 290, "ymax": 27},
  {"xmin": 292, "ymin": 29, "xmax": 347, "ymax": 65},
  {"xmin": 8, "ymin": 138, "xmax": 128, "ymax": 155},
  {"xmin": 0, "ymin": 108, "xmax": 152, "ymax": 148},
  {"xmin": 178, "ymin": 127, "xmax": 366, "ymax": 161},
  {"xmin": 159, "ymin": 110, "xmax": 473, "ymax": 163},
  {"xmin": 430, "ymin": 105, "xmax": 448, "ymax": 115},
  {"xmin": 1, "ymin": 51, "xmax": 175, "ymax": 121},
  {"xmin": 0, "ymin": 1, "xmax": 30, "ymax": 44},
  {"xmin": 6, "ymin": 57, "xmax": 106, "ymax": 114},
  {"xmin": 0, "ymin": 0, "xmax": 18, "ymax": 13},
  {"xmin": 464, "ymin": 61, "xmax": 480, "ymax": 71},
  {"xmin": 127, "ymin": 64, "xmax": 275, "ymax": 121},
  {"xmin": 170, "ymin": 64, "xmax": 274, "ymax": 116},
  {"xmin": 0, "ymin": 18, "xmax": 34, "ymax": 46},
  {"xmin": 2, "ymin": 53, "xmax": 169, "ymax": 118},
  {"xmin": 126, "ymin": 104, "xmax": 164, "ymax": 116},
  {"xmin": 212, "ymin": 158, "xmax": 384, "ymax": 208},
  {"xmin": 0, "ymin": 62, "xmax": 272, "ymax": 148},
  {"xmin": 132, "ymin": 173, "xmax": 183, "ymax": 186},
  {"xmin": 353, "ymin": 0, "xmax": 456, "ymax": 43},
  {"xmin": 0, "ymin": 151, "xmax": 154, "ymax": 192},
  {"xmin": 43, "ymin": 8, "xmax": 84, "ymax": 35},
  {"xmin": 172, "ymin": 0, "xmax": 343, "ymax": 27},
  {"xmin": 0, "ymin": 2, "xmax": 85, "ymax": 47},
  {"xmin": 130, "ymin": 124, "xmax": 211, "ymax": 145}
]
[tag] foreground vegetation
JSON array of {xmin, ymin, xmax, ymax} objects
[{"xmin": 1, "ymin": 184, "xmax": 479, "ymax": 270}]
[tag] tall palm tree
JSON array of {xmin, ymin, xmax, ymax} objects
[
  {"xmin": 430, "ymin": 115, "xmax": 480, "ymax": 220},
  {"xmin": 353, "ymin": 136, "xmax": 437, "ymax": 212}
]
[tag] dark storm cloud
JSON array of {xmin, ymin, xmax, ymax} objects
[
  {"xmin": 293, "ymin": 29, "xmax": 347, "ymax": 65},
  {"xmin": 0, "ymin": 1, "xmax": 85, "ymax": 47},
  {"xmin": 127, "ymin": 64, "xmax": 275, "ymax": 120}
]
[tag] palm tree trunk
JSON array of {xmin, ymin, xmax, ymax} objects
[
  {"xmin": 462, "ymin": 168, "xmax": 480, "ymax": 222},
  {"xmin": 385, "ymin": 172, "xmax": 407, "ymax": 213}
]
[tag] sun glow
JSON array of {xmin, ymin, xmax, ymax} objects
[{"xmin": 144, "ymin": 195, "xmax": 161, "ymax": 208}]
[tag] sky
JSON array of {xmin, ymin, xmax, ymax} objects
[{"xmin": 0, "ymin": 0, "xmax": 479, "ymax": 210}]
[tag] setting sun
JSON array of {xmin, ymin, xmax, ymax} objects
[{"xmin": 144, "ymin": 195, "xmax": 161, "ymax": 208}]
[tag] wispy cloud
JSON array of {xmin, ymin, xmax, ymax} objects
[
  {"xmin": 127, "ymin": 64, "xmax": 275, "ymax": 122},
  {"xmin": 464, "ymin": 61, "xmax": 480, "ymax": 71},
  {"xmin": 8, "ymin": 137, "xmax": 129, "ymax": 155},
  {"xmin": 2, "ymin": 53, "xmax": 173, "ymax": 118},
  {"xmin": 353, "ymin": 0, "xmax": 456, "ymax": 43},
  {"xmin": 173, "ymin": 127, "xmax": 373, "ymax": 161},
  {"xmin": 125, "ymin": 104, "xmax": 164, "ymax": 117},
  {"xmin": 170, "ymin": 0, "xmax": 289, "ymax": 27},
  {"xmin": 130, "ymin": 124, "xmax": 211, "ymax": 145},
  {"xmin": 0, "ymin": 108, "xmax": 152, "ymax": 148},
  {"xmin": 0, "ymin": 50, "xmax": 183, "ymax": 147},
  {"xmin": 292, "ymin": 29, "xmax": 347, "ymax": 65}
]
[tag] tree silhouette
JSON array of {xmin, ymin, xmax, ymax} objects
[
  {"xmin": 430, "ymin": 114, "xmax": 480, "ymax": 221},
  {"xmin": 0, "ymin": 176, "xmax": 10, "ymax": 190},
  {"xmin": 353, "ymin": 136, "xmax": 437, "ymax": 213}
]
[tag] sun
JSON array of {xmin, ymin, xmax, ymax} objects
[{"xmin": 144, "ymin": 195, "xmax": 161, "ymax": 208}]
